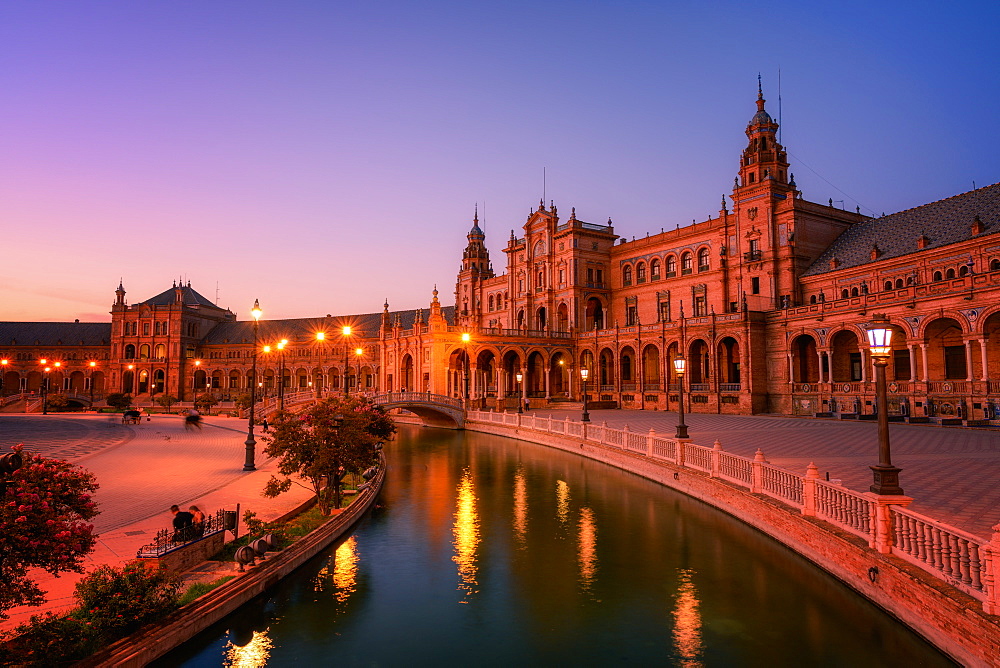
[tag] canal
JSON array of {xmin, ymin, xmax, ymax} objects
[{"xmin": 159, "ymin": 425, "xmax": 953, "ymax": 666}]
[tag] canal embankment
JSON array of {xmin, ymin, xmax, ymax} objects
[{"xmin": 464, "ymin": 413, "xmax": 1000, "ymax": 667}]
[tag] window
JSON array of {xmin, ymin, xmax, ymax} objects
[
  {"xmin": 697, "ymin": 249, "xmax": 710, "ymax": 272},
  {"xmin": 850, "ymin": 353, "xmax": 862, "ymax": 381},
  {"xmin": 694, "ymin": 295, "xmax": 707, "ymax": 316},
  {"xmin": 558, "ymin": 269, "xmax": 565, "ymax": 285},
  {"xmin": 666, "ymin": 256, "xmax": 677, "ymax": 277},
  {"xmin": 626, "ymin": 304, "xmax": 638, "ymax": 326},
  {"xmin": 596, "ymin": 269, "xmax": 604, "ymax": 285},
  {"xmin": 959, "ymin": 265, "xmax": 971, "ymax": 277},
  {"xmin": 622, "ymin": 265, "xmax": 633, "ymax": 286},
  {"xmin": 893, "ymin": 348, "xmax": 911, "ymax": 380},
  {"xmin": 895, "ymin": 279, "xmax": 904, "ymax": 289},
  {"xmin": 154, "ymin": 344, "xmax": 165, "ymax": 359},
  {"xmin": 536, "ymin": 270, "xmax": 545, "ymax": 289},
  {"xmin": 991, "ymin": 259, "xmax": 1000, "ymax": 272},
  {"xmin": 946, "ymin": 268, "xmax": 956, "ymax": 279},
  {"xmin": 933, "ymin": 271, "xmax": 943, "ymax": 282},
  {"xmin": 621, "ymin": 354, "xmax": 633, "ymax": 381},
  {"xmin": 636, "ymin": 262, "xmax": 646, "ymax": 283},
  {"xmin": 518, "ymin": 278, "xmax": 525, "ymax": 293},
  {"xmin": 884, "ymin": 280, "xmax": 892, "ymax": 291},
  {"xmin": 851, "ymin": 287, "xmax": 859, "ymax": 297},
  {"xmin": 841, "ymin": 289, "xmax": 849, "ymax": 299},
  {"xmin": 810, "ymin": 295, "xmax": 817, "ymax": 304},
  {"xmin": 124, "ymin": 344, "xmax": 136, "ymax": 359},
  {"xmin": 658, "ymin": 300, "xmax": 670, "ymax": 322},
  {"xmin": 681, "ymin": 253, "xmax": 693, "ymax": 275},
  {"xmin": 587, "ymin": 268, "xmax": 594, "ymax": 284},
  {"xmin": 944, "ymin": 346, "xmax": 967, "ymax": 379},
  {"xmin": 143, "ymin": 322, "xmax": 150, "ymax": 336},
  {"xmin": 651, "ymin": 259, "xmax": 661, "ymax": 280},
  {"xmin": 139, "ymin": 344, "xmax": 150, "ymax": 359},
  {"xmin": 751, "ymin": 277, "xmax": 760, "ymax": 294},
  {"xmin": 488, "ymin": 295, "xmax": 494, "ymax": 311}
]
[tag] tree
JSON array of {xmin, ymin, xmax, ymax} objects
[
  {"xmin": 155, "ymin": 394, "xmax": 178, "ymax": 412},
  {"xmin": 263, "ymin": 396, "xmax": 394, "ymax": 514},
  {"xmin": 0, "ymin": 444, "xmax": 99, "ymax": 620},
  {"xmin": 194, "ymin": 392, "xmax": 219, "ymax": 413},
  {"xmin": 45, "ymin": 394, "xmax": 69, "ymax": 411},
  {"xmin": 232, "ymin": 392, "xmax": 253, "ymax": 411},
  {"xmin": 105, "ymin": 393, "xmax": 132, "ymax": 411}
]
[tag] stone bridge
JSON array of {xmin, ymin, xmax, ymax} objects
[{"xmin": 258, "ymin": 391, "xmax": 466, "ymax": 429}]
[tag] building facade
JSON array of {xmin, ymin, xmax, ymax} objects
[{"xmin": 3, "ymin": 87, "xmax": 999, "ymax": 420}]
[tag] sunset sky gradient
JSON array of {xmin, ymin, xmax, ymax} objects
[{"xmin": 2, "ymin": 1, "xmax": 998, "ymax": 322}]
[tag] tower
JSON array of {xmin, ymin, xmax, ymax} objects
[{"xmin": 454, "ymin": 207, "xmax": 494, "ymax": 327}]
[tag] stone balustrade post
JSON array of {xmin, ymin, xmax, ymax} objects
[
  {"xmin": 623, "ymin": 424, "xmax": 630, "ymax": 450},
  {"xmin": 982, "ymin": 523, "xmax": 1000, "ymax": 615},
  {"xmin": 751, "ymin": 448, "xmax": 767, "ymax": 494},
  {"xmin": 869, "ymin": 493, "xmax": 914, "ymax": 554},
  {"xmin": 802, "ymin": 462, "xmax": 819, "ymax": 517},
  {"xmin": 676, "ymin": 438, "xmax": 686, "ymax": 468},
  {"xmin": 600, "ymin": 421, "xmax": 608, "ymax": 445},
  {"xmin": 647, "ymin": 428, "xmax": 656, "ymax": 457},
  {"xmin": 710, "ymin": 440, "xmax": 722, "ymax": 478}
]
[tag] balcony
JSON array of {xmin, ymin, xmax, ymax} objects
[{"xmin": 744, "ymin": 250, "xmax": 762, "ymax": 262}]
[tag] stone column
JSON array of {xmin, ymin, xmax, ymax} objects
[
  {"xmin": 965, "ymin": 340, "xmax": 974, "ymax": 382},
  {"xmin": 860, "ymin": 349, "xmax": 868, "ymax": 383},
  {"xmin": 908, "ymin": 344, "xmax": 918, "ymax": 382},
  {"xmin": 980, "ymin": 338, "xmax": 990, "ymax": 382},
  {"xmin": 787, "ymin": 353, "xmax": 795, "ymax": 386},
  {"xmin": 544, "ymin": 363, "xmax": 551, "ymax": 399},
  {"xmin": 816, "ymin": 349, "xmax": 825, "ymax": 384},
  {"xmin": 920, "ymin": 343, "xmax": 930, "ymax": 382}
]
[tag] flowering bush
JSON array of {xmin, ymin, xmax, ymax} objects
[
  {"xmin": 0, "ymin": 444, "xmax": 99, "ymax": 619},
  {"xmin": 73, "ymin": 562, "xmax": 180, "ymax": 637}
]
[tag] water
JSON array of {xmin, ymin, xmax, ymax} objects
[{"xmin": 159, "ymin": 426, "xmax": 953, "ymax": 667}]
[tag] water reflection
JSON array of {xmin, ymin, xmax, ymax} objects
[
  {"xmin": 556, "ymin": 479, "xmax": 571, "ymax": 527},
  {"xmin": 311, "ymin": 535, "xmax": 359, "ymax": 604},
  {"xmin": 513, "ymin": 464, "xmax": 528, "ymax": 548},
  {"xmin": 452, "ymin": 467, "xmax": 480, "ymax": 598},
  {"xmin": 672, "ymin": 569, "xmax": 703, "ymax": 667},
  {"xmin": 223, "ymin": 629, "xmax": 272, "ymax": 668},
  {"xmin": 577, "ymin": 507, "xmax": 598, "ymax": 594}
]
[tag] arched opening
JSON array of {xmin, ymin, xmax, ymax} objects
[
  {"xmin": 619, "ymin": 346, "xmax": 636, "ymax": 390},
  {"xmin": 124, "ymin": 344, "xmax": 136, "ymax": 359},
  {"xmin": 556, "ymin": 302, "xmax": 569, "ymax": 332},
  {"xmin": 791, "ymin": 334, "xmax": 819, "ymax": 383},
  {"xmin": 688, "ymin": 340, "xmax": 710, "ymax": 385},
  {"xmin": 598, "ymin": 347, "xmax": 615, "ymax": 388},
  {"xmin": 139, "ymin": 344, "xmax": 150, "ymax": 360},
  {"xmin": 585, "ymin": 298, "xmax": 605, "ymax": 331},
  {"xmin": 642, "ymin": 344, "xmax": 660, "ymax": 390},
  {"xmin": 549, "ymin": 352, "xmax": 570, "ymax": 397},
  {"xmin": 122, "ymin": 369, "xmax": 135, "ymax": 394},
  {"xmin": 830, "ymin": 330, "xmax": 861, "ymax": 382},
  {"xmin": 717, "ymin": 337, "xmax": 741, "ymax": 385},
  {"xmin": 152, "ymin": 369, "xmax": 165, "ymax": 394},
  {"xmin": 400, "ymin": 354, "xmax": 414, "ymax": 392},
  {"xmin": 502, "ymin": 350, "xmax": 523, "ymax": 403},
  {"xmin": 476, "ymin": 350, "xmax": 497, "ymax": 398},
  {"xmin": 925, "ymin": 318, "xmax": 966, "ymax": 380},
  {"xmin": 526, "ymin": 351, "xmax": 545, "ymax": 397},
  {"xmin": 536, "ymin": 307, "xmax": 547, "ymax": 331}
]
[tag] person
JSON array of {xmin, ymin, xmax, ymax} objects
[
  {"xmin": 262, "ymin": 418, "xmax": 269, "ymax": 432},
  {"xmin": 524, "ymin": 397, "xmax": 530, "ymax": 412},
  {"xmin": 170, "ymin": 504, "xmax": 194, "ymax": 541},
  {"xmin": 185, "ymin": 408, "xmax": 203, "ymax": 431},
  {"xmin": 189, "ymin": 505, "xmax": 206, "ymax": 538}
]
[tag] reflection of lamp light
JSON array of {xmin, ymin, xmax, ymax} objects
[
  {"xmin": 866, "ymin": 314, "xmax": 902, "ymax": 495},
  {"xmin": 673, "ymin": 357, "xmax": 688, "ymax": 439},
  {"xmin": 580, "ymin": 367, "xmax": 590, "ymax": 422}
]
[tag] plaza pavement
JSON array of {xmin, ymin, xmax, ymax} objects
[
  {"xmin": 528, "ymin": 407, "xmax": 1000, "ymax": 539},
  {"xmin": 0, "ymin": 413, "xmax": 313, "ymax": 633}
]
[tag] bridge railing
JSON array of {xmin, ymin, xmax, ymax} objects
[
  {"xmin": 371, "ymin": 392, "xmax": 465, "ymax": 410},
  {"xmin": 465, "ymin": 409, "xmax": 998, "ymax": 615}
]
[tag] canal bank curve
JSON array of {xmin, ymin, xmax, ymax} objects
[
  {"xmin": 78, "ymin": 456, "xmax": 387, "ymax": 668},
  {"xmin": 463, "ymin": 412, "xmax": 1000, "ymax": 667}
]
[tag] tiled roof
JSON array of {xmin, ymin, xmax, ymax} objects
[
  {"xmin": 803, "ymin": 182, "xmax": 1000, "ymax": 276},
  {"xmin": 200, "ymin": 306, "xmax": 455, "ymax": 345},
  {"xmin": 0, "ymin": 322, "xmax": 112, "ymax": 347},
  {"xmin": 139, "ymin": 284, "xmax": 221, "ymax": 308}
]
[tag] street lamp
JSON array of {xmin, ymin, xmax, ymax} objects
[
  {"xmin": 1, "ymin": 358, "xmax": 8, "ymax": 397},
  {"xmin": 245, "ymin": 299, "xmax": 262, "ymax": 472},
  {"xmin": 88, "ymin": 361, "xmax": 96, "ymax": 406},
  {"xmin": 461, "ymin": 333, "xmax": 471, "ymax": 402},
  {"xmin": 580, "ymin": 367, "xmax": 591, "ymax": 422},
  {"xmin": 342, "ymin": 326, "xmax": 352, "ymax": 398},
  {"xmin": 673, "ymin": 356, "xmax": 689, "ymax": 439},
  {"xmin": 355, "ymin": 347, "xmax": 364, "ymax": 394},
  {"xmin": 40, "ymin": 360, "xmax": 52, "ymax": 415},
  {"xmin": 315, "ymin": 331, "xmax": 327, "ymax": 398},
  {"xmin": 516, "ymin": 372, "xmax": 524, "ymax": 413},
  {"xmin": 277, "ymin": 339, "xmax": 288, "ymax": 410},
  {"xmin": 867, "ymin": 314, "xmax": 903, "ymax": 495}
]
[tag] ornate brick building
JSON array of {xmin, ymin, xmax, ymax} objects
[{"xmin": 3, "ymin": 86, "xmax": 999, "ymax": 420}]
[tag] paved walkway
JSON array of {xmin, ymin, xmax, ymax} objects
[
  {"xmin": 0, "ymin": 413, "xmax": 313, "ymax": 632},
  {"xmin": 524, "ymin": 408, "xmax": 1000, "ymax": 539}
]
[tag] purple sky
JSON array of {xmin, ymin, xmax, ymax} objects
[{"xmin": 3, "ymin": 1, "xmax": 998, "ymax": 323}]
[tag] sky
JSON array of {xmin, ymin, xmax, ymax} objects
[{"xmin": 2, "ymin": 1, "xmax": 999, "ymax": 323}]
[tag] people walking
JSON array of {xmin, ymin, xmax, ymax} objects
[
  {"xmin": 170, "ymin": 504, "xmax": 194, "ymax": 541},
  {"xmin": 189, "ymin": 505, "xmax": 206, "ymax": 538}
]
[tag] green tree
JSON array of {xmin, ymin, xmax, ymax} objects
[
  {"xmin": 263, "ymin": 396, "xmax": 394, "ymax": 514},
  {"xmin": 45, "ymin": 393, "xmax": 69, "ymax": 411},
  {"xmin": 105, "ymin": 392, "xmax": 132, "ymax": 411},
  {"xmin": 0, "ymin": 444, "xmax": 99, "ymax": 620},
  {"xmin": 155, "ymin": 394, "xmax": 178, "ymax": 412},
  {"xmin": 194, "ymin": 392, "xmax": 219, "ymax": 413},
  {"xmin": 232, "ymin": 392, "xmax": 253, "ymax": 411}
]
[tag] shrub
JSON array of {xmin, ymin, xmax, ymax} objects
[
  {"xmin": 105, "ymin": 393, "xmax": 132, "ymax": 411},
  {"xmin": 73, "ymin": 562, "xmax": 180, "ymax": 639}
]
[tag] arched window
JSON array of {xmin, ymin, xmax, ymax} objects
[
  {"xmin": 622, "ymin": 265, "xmax": 633, "ymax": 286},
  {"xmin": 991, "ymin": 259, "xmax": 1000, "ymax": 272},
  {"xmin": 895, "ymin": 279, "xmax": 904, "ymax": 289},
  {"xmin": 841, "ymin": 289, "xmax": 849, "ymax": 299},
  {"xmin": 124, "ymin": 344, "xmax": 136, "ymax": 359},
  {"xmin": 697, "ymin": 248, "xmax": 710, "ymax": 271},
  {"xmin": 851, "ymin": 287, "xmax": 859, "ymax": 297},
  {"xmin": 536, "ymin": 270, "xmax": 545, "ymax": 288},
  {"xmin": 946, "ymin": 268, "xmax": 956, "ymax": 279},
  {"xmin": 651, "ymin": 258, "xmax": 661, "ymax": 279},
  {"xmin": 959, "ymin": 265, "xmax": 970, "ymax": 277},
  {"xmin": 933, "ymin": 271, "xmax": 943, "ymax": 282},
  {"xmin": 681, "ymin": 253, "xmax": 693, "ymax": 274},
  {"xmin": 139, "ymin": 344, "xmax": 150, "ymax": 359},
  {"xmin": 884, "ymin": 280, "xmax": 893, "ymax": 291},
  {"xmin": 810, "ymin": 295, "xmax": 817, "ymax": 304},
  {"xmin": 636, "ymin": 262, "xmax": 646, "ymax": 283},
  {"xmin": 154, "ymin": 344, "xmax": 165, "ymax": 359},
  {"xmin": 666, "ymin": 256, "xmax": 677, "ymax": 276},
  {"xmin": 488, "ymin": 295, "xmax": 494, "ymax": 311}
]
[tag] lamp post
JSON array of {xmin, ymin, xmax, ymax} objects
[
  {"xmin": 354, "ymin": 347, "xmax": 364, "ymax": 394},
  {"xmin": 580, "ymin": 367, "xmax": 591, "ymax": 422},
  {"xmin": 673, "ymin": 356, "xmax": 689, "ymax": 439},
  {"xmin": 88, "ymin": 361, "xmax": 97, "ymax": 406},
  {"xmin": 1, "ymin": 358, "xmax": 8, "ymax": 397},
  {"xmin": 341, "ymin": 326, "xmax": 353, "ymax": 397},
  {"xmin": 461, "ymin": 333, "xmax": 471, "ymax": 402},
  {"xmin": 277, "ymin": 339, "xmax": 288, "ymax": 411},
  {"xmin": 245, "ymin": 299, "xmax": 263, "ymax": 472},
  {"xmin": 40, "ymin": 360, "xmax": 52, "ymax": 415},
  {"xmin": 516, "ymin": 372, "xmax": 524, "ymax": 413},
  {"xmin": 315, "ymin": 331, "xmax": 327, "ymax": 398},
  {"xmin": 867, "ymin": 314, "xmax": 903, "ymax": 495}
]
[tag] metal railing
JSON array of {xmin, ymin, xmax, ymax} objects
[
  {"xmin": 136, "ymin": 509, "xmax": 232, "ymax": 558},
  {"xmin": 465, "ymin": 409, "xmax": 997, "ymax": 613}
]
